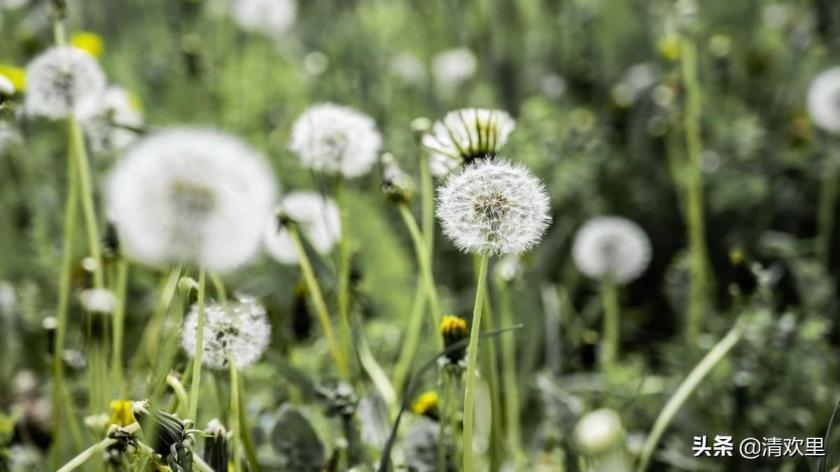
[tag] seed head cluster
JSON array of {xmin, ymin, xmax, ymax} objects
[
  {"xmin": 24, "ymin": 46, "xmax": 106, "ymax": 119},
  {"xmin": 182, "ymin": 298, "xmax": 271, "ymax": 370}
]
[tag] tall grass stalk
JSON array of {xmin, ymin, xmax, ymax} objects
[
  {"xmin": 335, "ymin": 177, "xmax": 356, "ymax": 376},
  {"xmin": 229, "ymin": 362, "xmax": 242, "ymax": 472},
  {"xmin": 56, "ymin": 422, "xmax": 141, "ymax": 472},
  {"xmin": 462, "ymin": 253, "xmax": 490, "ymax": 472},
  {"xmin": 288, "ymin": 225, "xmax": 350, "ymax": 378},
  {"xmin": 188, "ymin": 268, "xmax": 207, "ymax": 422},
  {"xmin": 392, "ymin": 283, "xmax": 427, "ymax": 393},
  {"xmin": 494, "ymin": 275, "xmax": 524, "ymax": 466},
  {"xmin": 112, "ymin": 258, "xmax": 129, "ymax": 396},
  {"xmin": 69, "ymin": 117, "xmax": 105, "ymax": 289},
  {"xmin": 817, "ymin": 147, "xmax": 838, "ymax": 264},
  {"xmin": 398, "ymin": 203, "xmax": 443, "ymax": 334}
]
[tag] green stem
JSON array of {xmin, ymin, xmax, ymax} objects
[
  {"xmin": 210, "ymin": 273, "xmax": 227, "ymax": 303},
  {"xmin": 438, "ymin": 374, "xmax": 451, "ymax": 472},
  {"xmin": 392, "ymin": 283, "xmax": 427, "ymax": 394},
  {"xmin": 288, "ymin": 225, "xmax": 350, "ymax": 379},
  {"xmin": 636, "ymin": 321, "xmax": 744, "ymax": 472},
  {"xmin": 420, "ymin": 153, "xmax": 434, "ymax": 254},
  {"xmin": 335, "ymin": 177, "xmax": 355, "ymax": 376},
  {"xmin": 357, "ymin": 326, "xmax": 398, "ymax": 414},
  {"xmin": 680, "ymin": 35, "xmax": 709, "ymax": 348},
  {"xmin": 56, "ymin": 423, "xmax": 141, "ymax": 472},
  {"xmin": 600, "ymin": 282, "xmax": 620, "ymax": 371},
  {"xmin": 495, "ymin": 276, "xmax": 524, "ymax": 466},
  {"xmin": 69, "ymin": 117, "xmax": 104, "ymax": 289},
  {"xmin": 399, "ymin": 204, "xmax": 443, "ymax": 333},
  {"xmin": 237, "ymin": 372, "xmax": 259, "ymax": 471},
  {"xmin": 817, "ymin": 152, "xmax": 838, "ymax": 264},
  {"xmin": 188, "ymin": 268, "xmax": 207, "ymax": 422},
  {"xmin": 133, "ymin": 266, "xmax": 182, "ymax": 369},
  {"xmin": 229, "ymin": 362, "xmax": 242, "ymax": 472},
  {"xmin": 462, "ymin": 253, "xmax": 490, "ymax": 472},
  {"xmin": 112, "ymin": 258, "xmax": 129, "ymax": 397}
]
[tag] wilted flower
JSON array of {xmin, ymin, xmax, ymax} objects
[
  {"xmin": 181, "ymin": 298, "xmax": 271, "ymax": 369},
  {"xmin": 230, "ymin": 0, "xmax": 297, "ymax": 36},
  {"xmin": 79, "ymin": 288, "xmax": 117, "ymax": 314},
  {"xmin": 24, "ymin": 46, "xmax": 105, "ymax": 119},
  {"xmin": 432, "ymin": 47, "xmax": 476, "ymax": 90},
  {"xmin": 77, "ymin": 86, "xmax": 143, "ymax": 153},
  {"xmin": 107, "ymin": 128, "xmax": 277, "ymax": 272},
  {"xmin": 203, "ymin": 419, "xmax": 230, "ymax": 472},
  {"xmin": 807, "ymin": 67, "xmax": 840, "ymax": 134},
  {"xmin": 423, "ymin": 108, "xmax": 516, "ymax": 176},
  {"xmin": 436, "ymin": 159, "xmax": 551, "ymax": 255},
  {"xmin": 264, "ymin": 191, "xmax": 340, "ymax": 265},
  {"xmin": 572, "ymin": 216, "xmax": 652, "ymax": 285},
  {"xmin": 574, "ymin": 409, "xmax": 624, "ymax": 456},
  {"xmin": 132, "ymin": 400, "xmax": 193, "ymax": 466},
  {"xmin": 289, "ymin": 103, "xmax": 382, "ymax": 178}
]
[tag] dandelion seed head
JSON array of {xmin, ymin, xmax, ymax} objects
[
  {"xmin": 432, "ymin": 47, "xmax": 476, "ymax": 90},
  {"xmin": 574, "ymin": 409, "xmax": 624, "ymax": 456},
  {"xmin": 230, "ymin": 0, "xmax": 297, "ymax": 36},
  {"xmin": 107, "ymin": 128, "xmax": 277, "ymax": 272},
  {"xmin": 263, "ymin": 191, "xmax": 341, "ymax": 265},
  {"xmin": 436, "ymin": 159, "xmax": 551, "ymax": 255},
  {"xmin": 24, "ymin": 46, "xmax": 105, "ymax": 119},
  {"xmin": 807, "ymin": 67, "xmax": 840, "ymax": 134},
  {"xmin": 423, "ymin": 108, "xmax": 515, "ymax": 177},
  {"xmin": 79, "ymin": 288, "xmax": 117, "ymax": 314},
  {"xmin": 182, "ymin": 298, "xmax": 271, "ymax": 370},
  {"xmin": 289, "ymin": 103, "xmax": 382, "ymax": 178},
  {"xmin": 572, "ymin": 216, "xmax": 651, "ymax": 284},
  {"xmin": 77, "ymin": 86, "xmax": 143, "ymax": 153}
]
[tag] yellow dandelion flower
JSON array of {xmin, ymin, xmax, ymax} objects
[
  {"xmin": 108, "ymin": 399, "xmax": 136, "ymax": 427},
  {"xmin": 72, "ymin": 32, "xmax": 105, "ymax": 58},
  {"xmin": 439, "ymin": 315, "xmax": 467, "ymax": 338},
  {"xmin": 412, "ymin": 390, "xmax": 439, "ymax": 415},
  {"xmin": 0, "ymin": 65, "xmax": 25, "ymax": 92}
]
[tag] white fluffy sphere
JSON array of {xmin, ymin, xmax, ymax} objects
[
  {"xmin": 24, "ymin": 47, "xmax": 106, "ymax": 119},
  {"xmin": 182, "ymin": 298, "xmax": 271, "ymax": 369},
  {"xmin": 264, "ymin": 191, "xmax": 341, "ymax": 265},
  {"xmin": 808, "ymin": 67, "xmax": 840, "ymax": 135},
  {"xmin": 572, "ymin": 216, "xmax": 651, "ymax": 284}
]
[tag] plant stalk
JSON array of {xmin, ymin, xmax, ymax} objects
[
  {"xmin": 462, "ymin": 253, "xmax": 490, "ymax": 472},
  {"xmin": 188, "ymin": 268, "xmax": 207, "ymax": 422}
]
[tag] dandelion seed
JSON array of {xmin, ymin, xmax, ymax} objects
[
  {"xmin": 230, "ymin": 0, "xmax": 297, "ymax": 37},
  {"xmin": 572, "ymin": 216, "xmax": 652, "ymax": 285},
  {"xmin": 423, "ymin": 108, "xmax": 516, "ymax": 177},
  {"xmin": 436, "ymin": 159, "xmax": 551, "ymax": 255},
  {"xmin": 107, "ymin": 128, "xmax": 277, "ymax": 272},
  {"xmin": 24, "ymin": 46, "xmax": 105, "ymax": 120},
  {"xmin": 77, "ymin": 86, "xmax": 143, "ymax": 153},
  {"xmin": 574, "ymin": 409, "xmax": 624, "ymax": 456},
  {"xmin": 289, "ymin": 103, "xmax": 382, "ymax": 178},
  {"xmin": 807, "ymin": 67, "xmax": 840, "ymax": 134},
  {"xmin": 264, "ymin": 191, "xmax": 341, "ymax": 265},
  {"xmin": 79, "ymin": 288, "xmax": 117, "ymax": 314},
  {"xmin": 181, "ymin": 298, "xmax": 271, "ymax": 369}
]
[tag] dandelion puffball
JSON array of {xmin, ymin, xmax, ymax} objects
[
  {"xmin": 436, "ymin": 159, "xmax": 551, "ymax": 255},
  {"xmin": 264, "ymin": 191, "xmax": 341, "ymax": 265},
  {"xmin": 24, "ymin": 46, "xmax": 105, "ymax": 119},
  {"xmin": 230, "ymin": 0, "xmax": 297, "ymax": 36},
  {"xmin": 423, "ymin": 108, "xmax": 516, "ymax": 176},
  {"xmin": 807, "ymin": 67, "xmax": 840, "ymax": 134},
  {"xmin": 574, "ymin": 409, "xmax": 624, "ymax": 456},
  {"xmin": 432, "ymin": 48, "xmax": 477, "ymax": 90},
  {"xmin": 289, "ymin": 103, "xmax": 382, "ymax": 178},
  {"xmin": 572, "ymin": 216, "xmax": 651, "ymax": 284},
  {"xmin": 77, "ymin": 86, "xmax": 143, "ymax": 153},
  {"xmin": 107, "ymin": 128, "xmax": 277, "ymax": 272},
  {"xmin": 182, "ymin": 298, "xmax": 271, "ymax": 369}
]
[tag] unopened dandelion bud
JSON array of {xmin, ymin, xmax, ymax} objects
[
  {"xmin": 440, "ymin": 315, "xmax": 468, "ymax": 363},
  {"xmin": 380, "ymin": 153, "xmax": 414, "ymax": 203},
  {"xmin": 574, "ymin": 409, "xmax": 624, "ymax": 456}
]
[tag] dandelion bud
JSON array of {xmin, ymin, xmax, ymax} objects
[
  {"xmin": 423, "ymin": 108, "xmax": 515, "ymax": 176},
  {"xmin": 411, "ymin": 391, "xmax": 439, "ymax": 420},
  {"xmin": 440, "ymin": 315, "xmax": 468, "ymax": 363},
  {"xmin": 410, "ymin": 117, "xmax": 431, "ymax": 142},
  {"xmin": 132, "ymin": 400, "xmax": 190, "ymax": 458},
  {"xmin": 574, "ymin": 409, "xmax": 624, "ymax": 456},
  {"xmin": 203, "ymin": 419, "xmax": 230, "ymax": 472},
  {"xmin": 380, "ymin": 153, "xmax": 414, "ymax": 204}
]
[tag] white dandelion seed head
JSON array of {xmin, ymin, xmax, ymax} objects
[
  {"xmin": 107, "ymin": 128, "xmax": 277, "ymax": 272},
  {"xmin": 263, "ymin": 191, "xmax": 341, "ymax": 265},
  {"xmin": 182, "ymin": 298, "xmax": 271, "ymax": 370},
  {"xmin": 230, "ymin": 0, "xmax": 297, "ymax": 36},
  {"xmin": 808, "ymin": 67, "xmax": 840, "ymax": 134},
  {"xmin": 574, "ymin": 409, "xmax": 624, "ymax": 456},
  {"xmin": 24, "ymin": 46, "xmax": 106, "ymax": 120},
  {"xmin": 436, "ymin": 158, "xmax": 551, "ymax": 255},
  {"xmin": 289, "ymin": 103, "xmax": 382, "ymax": 178},
  {"xmin": 77, "ymin": 86, "xmax": 143, "ymax": 154},
  {"xmin": 432, "ymin": 48, "xmax": 477, "ymax": 90},
  {"xmin": 0, "ymin": 74, "xmax": 14, "ymax": 97},
  {"xmin": 390, "ymin": 53, "xmax": 427, "ymax": 86},
  {"xmin": 572, "ymin": 216, "xmax": 652, "ymax": 284},
  {"xmin": 422, "ymin": 108, "xmax": 516, "ymax": 177},
  {"xmin": 79, "ymin": 288, "xmax": 117, "ymax": 314}
]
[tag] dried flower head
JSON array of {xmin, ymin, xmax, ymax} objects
[
  {"xmin": 380, "ymin": 153, "xmax": 414, "ymax": 203},
  {"xmin": 289, "ymin": 103, "xmax": 382, "ymax": 178},
  {"xmin": 423, "ymin": 108, "xmax": 516, "ymax": 176},
  {"xmin": 203, "ymin": 419, "xmax": 230, "ymax": 472},
  {"xmin": 77, "ymin": 86, "xmax": 143, "ymax": 153},
  {"xmin": 24, "ymin": 46, "xmax": 105, "ymax": 119},
  {"xmin": 107, "ymin": 128, "xmax": 277, "ymax": 272},
  {"xmin": 808, "ymin": 67, "xmax": 840, "ymax": 134},
  {"xmin": 131, "ymin": 401, "xmax": 192, "ymax": 460},
  {"xmin": 436, "ymin": 159, "xmax": 551, "ymax": 255},
  {"xmin": 230, "ymin": 0, "xmax": 297, "ymax": 37},
  {"xmin": 574, "ymin": 409, "xmax": 624, "ymax": 456},
  {"xmin": 264, "ymin": 191, "xmax": 341, "ymax": 265},
  {"xmin": 572, "ymin": 216, "xmax": 652, "ymax": 285},
  {"xmin": 181, "ymin": 298, "xmax": 271, "ymax": 369}
]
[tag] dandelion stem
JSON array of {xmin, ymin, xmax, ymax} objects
[
  {"xmin": 236, "ymin": 371, "xmax": 260, "ymax": 471},
  {"xmin": 817, "ymin": 149, "xmax": 838, "ymax": 264},
  {"xmin": 166, "ymin": 374, "xmax": 189, "ymax": 416},
  {"xmin": 56, "ymin": 423, "xmax": 141, "ymax": 472},
  {"xmin": 69, "ymin": 116, "xmax": 105, "ymax": 289},
  {"xmin": 229, "ymin": 362, "xmax": 242, "ymax": 472},
  {"xmin": 188, "ymin": 267, "xmax": 207, "ymax": 422},
  {"xmin": 335, "ymin": 177, "xmax": 355, "ymax": 376},
  {"xmin": 210, "ymin": 273, "xmax": 227, "ymax": 303},
  {"xmin": 420, "ymin": 153, "xmax": 435, "ymax": 254},
  {"xmin": 636, "ymin": 320, "xmax": 744, "ymax": 472},
  {"xmin": 679, "ymin": 35, "xmax": 710, "ymax": 348},
  {"xmin": 392, "ymin": 283, "xmax": 427, "ymax": 394},
  {"xmin": 462, "ymin": 253, "xmax": 490, "ymax": 472},
  {"xmin": 600, "ymin": 282, "xmax": 620, "ymax": 371},
  {"xmin": 134, "ymin": 266, "xmax": 182, "ymax": 368},
  {"xmin": 399, "ymin": 203, "xmax": 443, "ymax": 333},
  {"xmin": 112, "ymin": 258, "xmax": 129, "ymax": 396},
  {"xmin": 495, "ymin": 275, "xmax": 525, "ymax": 466},
  {"xmin": 288, "ymin": 225, "xmax": 350, "ymax": 378}
]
